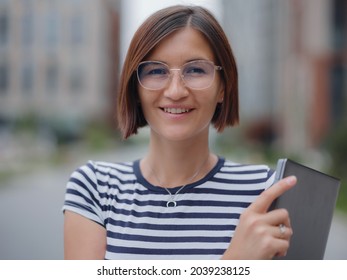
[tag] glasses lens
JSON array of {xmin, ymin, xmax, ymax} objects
[
  {"xmin": 137, "ymin": 62, "xmax": 169, "ymax": 90},
  {"xmin": 182, "ymin": 60, "xmax": 215, "ymax": 89},
  {"xmin": 137, "ymin": 60, "xmax": 220, "ymax": 90}
]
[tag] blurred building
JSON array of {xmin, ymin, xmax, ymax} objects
[
  {"xmin": 278, "ymin": 0, "xmax": 346, "ymax": 154},
  {"xmin": 0, "ymin": 0, "xmax": 120, "ymax": 125},
  {"xmin": 222, "ymin": 0, "xmax": 347, "ymax": 156}
]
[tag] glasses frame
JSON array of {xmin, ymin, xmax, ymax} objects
[{"xmin": 136, "ymin": 60, "xmax": 222, "ymax": 91}]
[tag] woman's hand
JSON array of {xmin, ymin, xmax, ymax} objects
[{"xmin": 222, "ymin": 176, "xmax": 297, "ymax": 260}]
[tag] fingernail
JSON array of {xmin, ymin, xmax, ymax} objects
[{"xmin": 286, "ymin": 176, "xmax": 297, "ymax": 184}]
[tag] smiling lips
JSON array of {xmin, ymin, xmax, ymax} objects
[{"xmin": 162, "ymin": 108, "xmax": 192, "ymax": 114}]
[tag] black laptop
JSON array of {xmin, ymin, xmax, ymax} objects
[{"xmin": 270, "ymin": 158, "xmax": 341, "ymax": 260}]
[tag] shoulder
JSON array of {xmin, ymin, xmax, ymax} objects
[
  {"xmin": 222, "ymin": 158, "xmax": 272, "ymax": 173},
  {"xmin": 86, "ymin": 160, "xmax": 135, "ymax": 175},
  {"xmin": 219, "ymin": 158, "xmax": 275, "ymax": 185},
  {"xmin": 68, "ymin": 160, "xmax": 137, "ymax": 188},
  {"xmin": 75, "ymin": 160, "xmax": 135, "ymax": 175}
]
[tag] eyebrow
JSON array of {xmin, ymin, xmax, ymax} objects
[{"xmin": 142, "ymin": 58, "xmax": 213, "ymax": 66}]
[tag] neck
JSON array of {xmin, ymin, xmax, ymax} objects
[{"xmin": 141, "ymin": 134, "xmax": 216, "ymax": 188}]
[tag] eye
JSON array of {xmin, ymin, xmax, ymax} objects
[
  {"xmin": 140, "ymin": 63, "xmax": 169, "ymax": 77},
  {"xmin": 183, "ymin": 61, "xmax": 212, "ymax": 77},
  {"xmin": 184, "ymin": 66, "xmax": 206, "ymax": 75},
  {"xmin": 148, "ymin": 68, "xmax": 167, "ymax": 75}
]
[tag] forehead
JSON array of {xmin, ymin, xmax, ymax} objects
[{"xmin": 146, "ymin": 27, "xmax": 215, "ymax": 64}]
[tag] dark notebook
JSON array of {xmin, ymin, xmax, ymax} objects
[{"xmin": 270, "ymin": 158, "xmax": 340, "ymax": 260}]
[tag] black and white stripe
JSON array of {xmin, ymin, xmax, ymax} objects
[{"xmin": 63, "ymin": 157, "xmax": 275, "ymax": 259}]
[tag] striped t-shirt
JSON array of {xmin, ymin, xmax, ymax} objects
[{"xmin": 63, "ymin": 157, "xmax": 275, "ymax": 260}]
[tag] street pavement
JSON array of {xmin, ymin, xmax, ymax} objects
[{"xmin": 0, "ymin": 144, "xmax": 346, "ymax": 260}]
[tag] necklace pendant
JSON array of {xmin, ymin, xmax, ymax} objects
[{"xmin": 166, "ymin": 200, "xmax": 177, "ymax": 208}]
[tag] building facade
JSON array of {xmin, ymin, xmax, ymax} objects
[
  {"xmin": 0, "ymin": 0, "xmax": 119, "ymax": 124},
  {"xmin": 222, "ymin": 0, "xmax": 346, "ymax": 156}
]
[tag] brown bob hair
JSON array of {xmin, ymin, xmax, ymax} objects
[{"xmin": 117, "ymin": 5, "xmax": 239, "ymax": 139}]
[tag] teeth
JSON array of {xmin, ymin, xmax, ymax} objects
[{"xmin": 164, "ymin": 108, "xmax": 190, "ymax": 114}]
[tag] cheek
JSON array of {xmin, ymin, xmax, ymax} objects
[
  {"xmin": 200, "ymin": 96, "xmax": 221, "ymax": 121},
  {"xmin": 205, "ymin": 88, "xmax": 224, "ymax": 118},
  {"xmin": 209, "ymin": 84, "xmax": 225, "ymax": 105},
  {"xmin": 137, "ymin": 91, "xmax": 158, "ymax": 119},
  {"xmin": 137, "ymin": 86, "xmax": 149, "ymax": 105}
]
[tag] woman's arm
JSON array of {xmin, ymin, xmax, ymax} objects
[
  {"xmin": 64, "ymin": 210, "xmax": 107, "ymax": 260},
  {"xmin": 221, "ymin": 176, "xmax": 297, "ymax": 260}
]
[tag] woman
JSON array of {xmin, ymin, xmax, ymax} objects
[{"xmin": 63, "ymin": 5, "xmax": 296, "ymax": 260}]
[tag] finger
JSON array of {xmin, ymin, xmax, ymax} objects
[
  {"xmin": 272, "ymin": 224, "xmax": 293, "ymax": 240},
  {"xmin": 249, "ymin": 176, "xmax": 297, "ymax": 213},
  {"xmin": 273, "ymin": 239, "xmax": 291, "ymax": 258},
  {"xmin": 255, "ymin": 209, "xmax": 292, "ymax": 239},
  {"xmin": 263, "ymin": 208, "xmax": 291, "ymax": 227}
]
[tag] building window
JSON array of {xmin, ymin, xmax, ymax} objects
[
  {"xmin": 21, "ymin": 12, "xmax": 34, "ymax": 47},
  {"xmin": 69, "ymin": 65, "xmax": 85, "ymax": 93},
  {"xmin": 45, "ymin": 11, "xmax": 60, "ymax": 47},
  {"xmin": 331, "ymin": 0, "xmax": 347, "ymax": 125},
  {"xmin": 0, "ymin": 12, "xmax": 8, "ymax": 45},
  {"xmin": 69, "ymin": 13, "xmax": 85, "ymax": 46},
  {"xmin": 21, "ymin": 63, "xmax": 34, "ymax": 94},
  {"xmin": 0, "ymin": 62, "xmax": 9, "ymax": 94},
  {"xmin": 45, "ymin": 62, "xmax": 59, "ymax": 93},
  {"xmin": 333, "ymin": 0, "xmax": 347, "ymax": 50}
]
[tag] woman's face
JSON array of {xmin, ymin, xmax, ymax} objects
[{"xmin": 138, "ymin": 27, "xmax": 224, "ymax": 142}]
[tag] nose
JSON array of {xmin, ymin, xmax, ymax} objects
[{"xmin": 163, "ymin": 70, "xmax": 189, "ymax": 100}]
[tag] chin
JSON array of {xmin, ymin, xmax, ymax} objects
[{"xmin": 155, "ymin": 126, "xmax": 210, "ymax": 142}]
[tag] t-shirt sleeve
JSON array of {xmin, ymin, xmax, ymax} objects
[
  {"xmin": 264, "ymin": 167, "xmax": 276, "ymax": 190},
  {"xmin": 62, "ymin": 161, "xmax": 105, "ymax": 227}
]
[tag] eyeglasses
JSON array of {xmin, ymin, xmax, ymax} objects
[{"xmin": 136, "ymin": 60, "xmax": 222, "ymax": 90}]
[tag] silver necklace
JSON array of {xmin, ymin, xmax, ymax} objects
[{"xmin": 149, "ymin": 155, "xmax": 210, "ymax": 208}]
